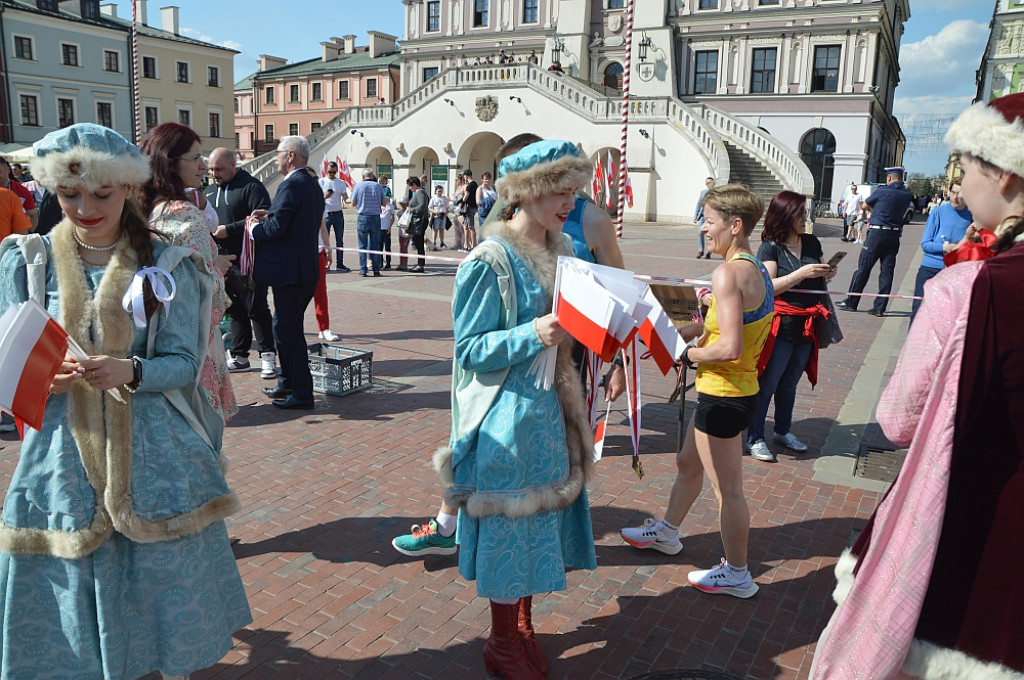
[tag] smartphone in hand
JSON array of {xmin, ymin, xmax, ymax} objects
[{"xmin": 827, "ymin": 251, "xmax": 847, "ymax": 268}]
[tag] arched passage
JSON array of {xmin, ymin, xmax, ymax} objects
[
  {"xmin": 800, "ymin": 128, "xmax": 836, "ymax": 204},
  {"xmin": 457, "ymin": 132, "xmax": 505, "ymax": 182},
  {"xmin": 408, "ymin": 146, "xmax": 440, "ymax": 179},
  {"xmin": 604, "ymin": 62, "xmax": 624, "ymax": 90},
  {"xmin": 365, "ymin": 146, "xmax": 394, "ymax": 180}
]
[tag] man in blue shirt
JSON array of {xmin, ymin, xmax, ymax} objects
[
  {"xmin": 349, "ymin": 168, "xmax": 387, "ymax": 277},
  {"xmin": 836, "ymin": 167, "xmax": 914, "ymax": 317},
  {"xmin": 911, "ymin": 179, "xmax": 972, "ymax": 320}
]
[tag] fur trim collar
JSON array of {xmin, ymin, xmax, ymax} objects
[
  {"xmin": 496, "ymin": 154, "xmax": 593, "ymax": 207},
  {"xmin": 945, "ymin": 102, "xmax": 1024, "ymax": 178},
  {"xmin": 434, "ymin": 224, "xmax": 595, "ymax": 518},
  {"xmin": 31, "ymin": 146, "xmax": 151, "ymax": 193}
]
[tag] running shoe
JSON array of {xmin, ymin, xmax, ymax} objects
[
  {"xmin": 688, "ymin": 559, "xmax": 759, "ymax": 598},
  {"xmin": 620, "ymin": 518, "xmax": 683, "ymax": 555},
  {"xmin": 773, "ymin": 432, "xmax": 808, "ymax": 452},
  {"xmin": 749, "ymin": 440, "xmax": 776, "ymax": 462},
  {"xmin": 391, "ymin": 520, "xmax": 457, "ymax": 556},
  {"xmin": 226, "ymin": 356, "xmax": 250, "ymax": 372}
]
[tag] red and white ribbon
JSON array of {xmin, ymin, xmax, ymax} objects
[
  {"xmin": 240, "ymin": 215, "xmax": 258, "ymax": 276},
  {"xmin": 623, "ymin": 337, "xmax": 642, "ymax": 459}
]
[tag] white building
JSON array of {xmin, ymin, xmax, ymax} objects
[
  {"xmin": 976, "ymin": 0, "xmax": 1024, "ymax": 103},
  {"xmin": 244, "ymin": 0, "xmax": 908, "ymax": 222}
]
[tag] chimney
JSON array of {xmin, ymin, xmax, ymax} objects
[
  {"xmin": 343, "ymin": 35, "xmax": 357, "ymax": 54},
  {"xmin": 137, "ymin": 0, "xmax": 148, "ymax": 25},
  {"xmin": 160, "ymin": 5, "xmax": 179, "ymax": 35},
  {"xmin": 258, "ymin": 54, "xmax": 288, "ymax": 72},
  {"xmin": 368, "ymin": 31, "xmax": 397, "ymax": 58},
  {"xmin": 321, "ymin": 40, "xmax": 342, "ymax": 62},
  {"xmin": 100, "ymin": 2, "xmax": 116, "ymax": 17}
]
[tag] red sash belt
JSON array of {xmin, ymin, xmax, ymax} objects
[{"xmin": 757, "ymin": 299, "xmax": 828, "ymax": 388}]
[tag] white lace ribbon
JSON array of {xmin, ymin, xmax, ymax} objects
[{"xmin": 121, "ymin": 266, "xmax": 176, "ymax": 329}]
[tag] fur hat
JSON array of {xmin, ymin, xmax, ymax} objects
[
  {"xmin": 31, "ymin": 123, "xmax": 151, "ymax": 192},
  {"xmin": 496, "ymin": 140, "xmax": 592, "ymax": 205},
  {"xmin": 945, "ymin": 93, "xmax": 1024, "ymax": 177}
]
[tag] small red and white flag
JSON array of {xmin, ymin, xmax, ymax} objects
[
  {"xmin": 592, "ymin": 398, "xmax": 612, "ymax": 462},
  {"xmin": 623, "ymin": 163, "xmax": 634, "ymax": 208},
  {"xmin": 593, "ymin": 156, "xmax": 605, "ymax": 201},
  {"xmin": 337, "ymin": 157, "xmax": 356, "ymax": 190},
  {"xmin": 638, "ymin": 286, "xmax": 687, "ymax": 375},
  {"xmin": 0, "ymin": 299, "xmax": 69, "ymax": 432},
  {"xmin": 605, "ymin": 151, "xmax": 617, "ymax": 210},
  {"xmin": 321, "ymin": 157, "xmax": 330, "ymax": 178},
  {"xmin": 555, "ymin": 264, "xmax": 618, "ymax": 361}
]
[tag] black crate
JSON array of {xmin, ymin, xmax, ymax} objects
[{"xmin": 307, "ymin": 343, "xmax": 373, "ymax": 396}]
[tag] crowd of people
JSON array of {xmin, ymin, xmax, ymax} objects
[{"xmin": 1, "ymin": 91, "xmax": 1022, "ymax": 679}]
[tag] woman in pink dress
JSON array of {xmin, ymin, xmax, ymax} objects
[
  {"xmin": 140, "ymin": 122, "xmax": 237, "ymax": 421},
  {"xmin": 811, "ymin": 92, "xmax": 1024, "ymax": 680}
]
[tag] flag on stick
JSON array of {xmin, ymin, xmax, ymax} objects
[
  {"xmin": 623, "ymin": 163, "xmax": 634, "ymax": 208},
  {"xmin": 638, "ymin": 286, "xmax": 687, "ymax": 375},
  {"xmin": 0, "ymin": 299, "xmax": 69, "ymax": 431},
  {"xmin": 605, "ymin": 151, "xmax": 617, "ymax": 210},
  {"xmin": 338, "ymin": 157, "xmax": 355, "ymax": 190}
]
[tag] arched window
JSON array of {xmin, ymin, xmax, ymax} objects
[
  {"xmin": 604, "ymin": 62, "xmax": 624, "ymax": 90},
  {"xmin": 799, "ymin": 128, "xmax": 837, "ymax": 203}
]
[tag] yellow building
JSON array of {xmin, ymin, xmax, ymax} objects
[{"xmin": 99, "ymin": 2, "xmax": 236, "ymax": 151}]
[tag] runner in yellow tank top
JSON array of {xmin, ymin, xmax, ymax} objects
[{"xmin": 622, "ymin": 184, "xmax": 772, "ymax": 600}]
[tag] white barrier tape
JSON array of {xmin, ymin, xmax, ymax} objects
[{"xmin": 331, "ymin": 246, "xmax": 923, "ymax": 301}]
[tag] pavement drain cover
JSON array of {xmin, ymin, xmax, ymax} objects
[
  {"xmin": 855, "ymin": 445, "xmax": 908, "ymax": 483},
  {"xmin": 624, "ymin": 671, "xmax": 745, "ymax": 680}
]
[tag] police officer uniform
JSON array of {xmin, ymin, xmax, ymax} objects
[{"xmin": 837, "ymin": 167, "xmax": 914, "ymax": 316}]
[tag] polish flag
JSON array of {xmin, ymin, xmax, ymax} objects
[
  {"xmin": 605, "ymin": 151, "xmax": 617, "ymax": 210},
  {"xmin": 321, "ymin": 157, "xmax": 330, "ymax": 178},
  {"xmin": 592, "ymin": 156, "xmax": 605, "ymax": 201},
  {"xmin": 337, "ymin": 157, "xmax": 356, "ymax": 190},
  {"xmin": 623, "ymin": 163, "xmax": 634, "ymax": 208},
  {"xmin": 638, "ymin": 286, "xmax": 686, "ymax": 375},
  {"xmin": 0, "ymin": 299, "xmax": 69, "ymax": 431},
  {"xmin": 555, "ymin": 264, "xmax": 618, "ymax": 362}
]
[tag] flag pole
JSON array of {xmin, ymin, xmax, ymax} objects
[
  {"xmin": 614, "ymin": 0, "xmax": 637, "ymax": 238},
  {"xmin": 131, "ymin": 0, "xmax": 141, "ymax": 143}
]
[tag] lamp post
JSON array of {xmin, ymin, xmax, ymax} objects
[{"xmin": 550, "ymin": 36, "xmax": 565, "ymax": 64}]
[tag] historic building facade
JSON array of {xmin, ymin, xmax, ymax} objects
[{"xmin": 976, "ymin": 0, "xmax": 1024, "ymax": 103}]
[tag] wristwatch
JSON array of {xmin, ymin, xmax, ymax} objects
[{"xmin": 125, "ymin": 356, "xmax": 143, "ymax": 393}]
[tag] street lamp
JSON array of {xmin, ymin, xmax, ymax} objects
[
  {"xmin": 637, "ymin": 31, "xmax": 653, "ymax": 63},
  {"xmin": 550, "ymin": 36, "xmax": 566, "ymax": 64}
]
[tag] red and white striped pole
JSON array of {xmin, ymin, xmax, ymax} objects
[
  {"xmin": 131, "ymin": 0, "xmax": 141, "ymax": 143},
  {"xmin": 614, "ymin": 0, "xmax": 637, "ymax": 238}
]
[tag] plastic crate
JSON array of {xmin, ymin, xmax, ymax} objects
[{"xmin": 307, "ymin": 343, "xmax": 373, "ymax": 396}]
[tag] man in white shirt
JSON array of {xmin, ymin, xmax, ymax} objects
[{"xmin": 319, "ymin": 161, "xmax": 350, "ymax": 272}]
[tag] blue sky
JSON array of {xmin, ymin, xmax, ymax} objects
[{"xmin": 113, "ymin": 0, "xmax": 991, "ymax": 175}]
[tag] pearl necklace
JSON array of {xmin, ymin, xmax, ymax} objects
[{"xmin": 73, "ymin": 227, "xmax": 120, "ymax": 252}]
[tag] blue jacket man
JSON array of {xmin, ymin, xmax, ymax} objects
[
  {"xmin": 911, "ymin": 180, "xmax": 972, "ymax": 319},
  {"xmin": 837, "ymin": 167, "xmax": 914, "ymax": 316},
  {"xmin": 251, "ymin": 136, "xmax": 325, "ymax": 409}
]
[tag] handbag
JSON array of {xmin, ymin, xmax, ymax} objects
[
  {"xmin": 397, "ymin": 209, "xmax": 413, "ymax": 236},
  {"xmin": 444, "ymin": 215, "xmax": 452, "ymax": 231},
  {"xmin": 819, "ymin": 293, "xmax": 844, "ymax": 349}
]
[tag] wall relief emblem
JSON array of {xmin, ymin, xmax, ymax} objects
[
  {"xmin": 609, "ymin": 14, "xmax": 623, "ymax": 33},
  {"xmin": 476, "ymin": 95, "xmax": 499, "ymax": 122}
]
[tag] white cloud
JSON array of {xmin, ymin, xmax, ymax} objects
[
  {"xmin": 180, "ymin": 26, "xmax": 244, "ymax": 53},
  {"xmin": 897, "ymin": 19, "xmax": 988, "ymax": 99},
  {"xmin": 909, "ymin": 0, "xmax": 989, "ymax": 10},
  {"xmin": 894, "ymin": 94, "xmax": 974, "ymax": 116}
]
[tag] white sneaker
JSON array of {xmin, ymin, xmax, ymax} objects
[
  {"xmin": 620, "ymin": 518, "xmax": 683, "ymax": 555},
  {"xmin": 773, "ymin": 432, "xmax": 808, "ymax": 452},
  {"xmin": 749, "ymin": 440, "xmax": 776, "ymax": 462},
  {"xmin": 318, "ymin": 330, "xmax": 341, "ymax": 342},
  {"xmin": 260, "ymin": 352, "xmax": 277, "ymax": 380},
  {"xmin": 688, "ymin": 558, "xmax": 759, "ymax": 598},
  {"xmin": 225, "ymin": 355, "xmax": 250, "ymax": 373}
]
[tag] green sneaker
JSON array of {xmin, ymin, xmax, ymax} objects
[{"xmin": 391, "ymin": 519, "xmax": 457, "ymax": 556}]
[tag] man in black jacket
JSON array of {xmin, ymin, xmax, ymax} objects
[{"xmin": 207, "ymin": 148, "xmax": 276, "ymax": 378}]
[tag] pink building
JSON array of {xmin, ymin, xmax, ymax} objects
[{"xmin": 238, "ymin": 34, "xmax": 400, "ymax": 156}]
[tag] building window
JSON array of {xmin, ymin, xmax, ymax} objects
[
  {"xmin": 233, "ymin": 98, "xmax": 239, "ymax": 114},
  {"xmin": 20, "ymin": 95, "xmax": 39, "ymax": 126},
  {"xmin": 698, "ymin": 0, "xmax": 717, "ymax": 8},
  {"xmin": 604, "ymin": 62, "xmax": 624, "ymax": 89},
  {"xmin": 523, "ymin": 0, "xmax": 539, "ymax": 22},
  {"xmin": 58, "ymin": 98, "xmax": 75, "ymax": 128},
  {"xmin": 178, "ymin": 109, "xmax": 191, "ymax": 127},
  {"xmin": 37, "ymin": 0, "xmax": 57, "ymax": 10},
  {"xmin": 104, "ymin": 50, "xmax": 120, "ymax": 72},
  {"xmin": 62, "ymin": 44, "xmax": 79, "ymax": 67},
  {"xmin": 209, "ymin": 112, "xmax": 221, "ymax": 138},
  {"xmin": 96, "ymin": 102, "xmax": 113, "ymax": 128},
  {"xmin": 310, "ymin": 121, "xmax": 322, "ymax": 132},
  {"xmin": 473, "ymin": 0, "xmax": 489, "ymax": 27},
  {"xmin": 81, "ymin": 0, "xmax": 100, "ymax": 19},
  {"xmin": 427, "ymin": 1, "xmax": 441, "ymax": 31},
  {"xmin": 265, "ymin": 86, "xmax": 275, "ymax": 105},
  {"xmin": 338, "ymin": 81, "xmax": 350, "ymax": 99},
  {"xmin": 758, "ymin": 0, "xmax": 779, "ymax": 4},
  {"xmin": 750, "ymin": 47, "xmax": 776, "ymax": 93},
  {"xmin": 366, "ymin": 78, "xmax": 378, "ymax": 98},
  {"xmin": 264, "ymin": 124, "xmax": 275, "ymax": 143},
  {"xmin": 608, "ymin": 0, "xmax": 626, "ymax": 7},
  {"xmin": 176, "ymin": 61, "xmax": 190, "ymax": 83},
  {"xmin": 288, "ymin": 123, "xmax": 299, "ymax": 136},
  {"xmin": 235, "ymin": 132, "xmax": 240, "ymax": 147},
  {"xmin": 145, "ymin": 106, "xmax": 158, "ymax": 131},
  {"xmin": 812, "ymin": 45, "xmax": 841, "ymax": 92},
  {"xmin": 423, "ymin": 67, "xmax": 439, "ymax": 82},
  {"xmin": 14, "ymin": 36, "xmax": 33, "ymax": 60},
  {"xmin": 289, "ymin": 84, "xmax": 299, "ymax": 102},
  {"xmin": 694, "ymin": 50, "xmax": 718, "ymax": 94},
  {"xmin": 143, "ymin": 56, "xmax": 157, "ymax": 78},
  {"xmin": 312, "ymin": 82, "xmax": 323, "ymax": 101},
  {"xmin": 208, "ymin": 66, "xmax": 220, "ymax": 87}
]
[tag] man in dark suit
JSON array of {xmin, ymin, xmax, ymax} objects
[{"xmin": 250, "ymin": 136, "xmax": 325, "ymax": 410}]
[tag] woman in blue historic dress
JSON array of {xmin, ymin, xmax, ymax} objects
[
  {"xmin": 434, "ymin": 140, "xmax": 597, "ymax": 680},
  {"xmin": 0, "ymin": 124, "xmax": 250, "ymax": 680}
]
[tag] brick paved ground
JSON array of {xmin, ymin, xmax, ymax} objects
[{"xmin": 0, "ymin": 213, "xmax": 927, "ymax": 680}]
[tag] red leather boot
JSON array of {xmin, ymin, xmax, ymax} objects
[
  {"xmin": 518, "ymin": 596, "xmax": 548, "ymax": 674},
  {"xmin": 483, "ymin": 600, "xmax": 545, "ymax": 680}
]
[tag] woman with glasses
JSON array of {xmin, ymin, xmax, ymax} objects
[{"xmin": 140, "ymin": 122, "xmax": 236, "ymax": 421}]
